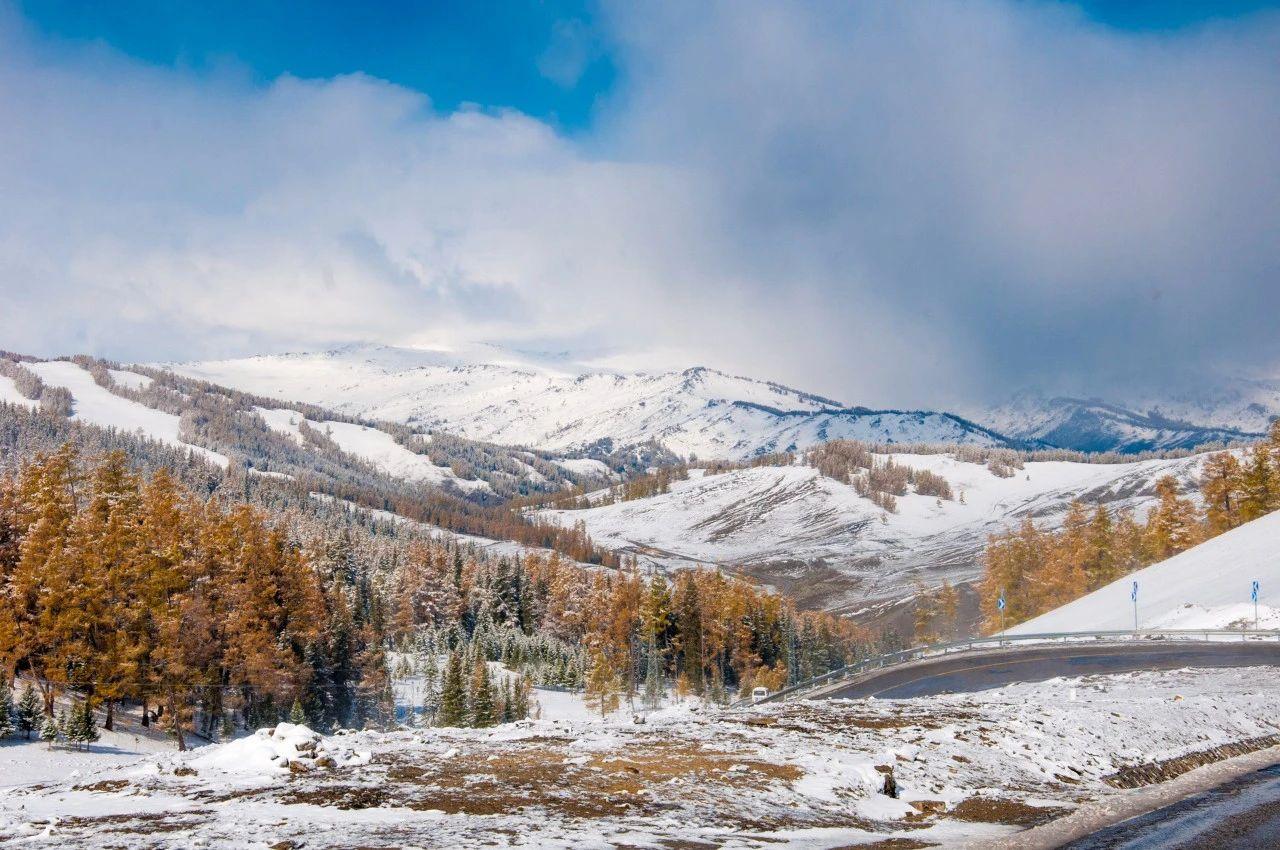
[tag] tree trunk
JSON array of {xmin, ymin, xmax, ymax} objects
[
  {"xmin": 167, "ymin": 690, "xmax": 185, "ymax": 752},
  {"xmin": 104, "ymin": 699, "xmax": 114, "ymax": 731},
  {"xmin": 141, "ymin": 700, "xmax": 149, "ymax": 727}
]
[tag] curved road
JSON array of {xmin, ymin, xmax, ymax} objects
[{"xmin": 814, "ymin": 641, "xmax": 1280, "ymax": 700}]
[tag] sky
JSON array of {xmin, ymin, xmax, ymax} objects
[{"xmin": 1, "ymin": 0, "xmax": 1279, "ymax": 408}]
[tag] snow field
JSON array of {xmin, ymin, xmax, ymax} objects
[{"xmin": 1, "ymin": 666, "xmax": 1277, "ymax": 848}]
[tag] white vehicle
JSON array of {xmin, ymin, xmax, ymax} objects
[{"xmin": 750, "ymin": 686, "xmax": 769, "ymax": 703}]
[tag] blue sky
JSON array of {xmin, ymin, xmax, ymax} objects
[
  {"xmin": 17, "ymin": 1, "xmax": 1277, "ymax": 131},
  {"xmin": 17, "ymin": 0, "xmax": 617, "ymax": 130},
  {"xmin": 3, "ymin": 1, "xmax": 1280, "ymax": 405}
]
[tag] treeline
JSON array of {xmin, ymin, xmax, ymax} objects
[{"xmin": 978, "ymin": 425, "xmax": 1280, "ymax": 632}]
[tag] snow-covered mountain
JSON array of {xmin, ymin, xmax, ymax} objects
[
  {"xmin": 535, "ymin": 449, "xmax": 1211, "ymax": 612},
  {"xmin": 168, "ymin": 344, "xmax": 1014, "ymax": 460},
  {"xmin": 979, "ymin": 386, "xmax": 1275, "ymax": 454},
  {"xmin": 1007, "ymin": 510, "xmax": 1280, "ymax": 634}
]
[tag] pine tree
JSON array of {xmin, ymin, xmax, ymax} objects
[
  {"xmin": 0, "ymin": 686, "xmax": 13, "ymax": 738},
  {"xmin": 289, "ymin": 698, "xmax": 307, "ymax": 726},
  {"xmin": 73, "ymin": 701, "xmax": 98, "ymax": 750},
  {"xmin": 40, "ymin": 713, "xmax": 58, "ymax": 748},
  {"xmin": 469, "ymin": 657, "xmax": 497, "ymax": 728},
  {"xmin": 437, "ymin": 651, "xmax": 467, "ymax": 727},
  {"xmin": 16, "ymin": 684, "xmax": 40, "ymax": 740}
]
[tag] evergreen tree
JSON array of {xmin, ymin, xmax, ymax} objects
[
  {"xmin": 289, "ymin": 698, "xmax": 307, "ymax": 725},
  {"xmin": 469, "ymin": 657, "xmax": 497, "ymax": 728},
  {"xmin": 71, "ymin": 701, "xmax": 98, "ymax": 750},
  {"xmin": 0, "ymin": 686, "xmax": 13, "ymax": 738},
  {"xmin": 40, "ymin": 713, "xmax": 58, "ymax": 748},
  {"xmin": 55, "ymin": 708, "xmax": 71, "ymax": 744},
  {"xmin": 16, "ymin": 684, "xmax": 40, "ymax": 740},
  {"xmin": 437, "ymin": 651, "xmax": 467, "ymax": 727}
]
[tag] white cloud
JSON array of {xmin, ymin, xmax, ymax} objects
[{"xmin": 1, "ymin": 2, "xmax": 1279, "ymax": 406}]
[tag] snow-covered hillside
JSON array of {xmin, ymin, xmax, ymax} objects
[
  {"xmin": 537, "ymin": 451, "xmax": 1209, "ymax": 611},
  {"xmin": 256, "ymin": 407, "xmax": 488, "ymax": 492},
  {"xmin": 1008, "ymin": 510, "xmax": 1280, "ymax": 634},
  {"xmin": 169, "ymin": 344, "xmax": 1012, "ymax": 460},
  {"xmin": 25, "ymin": 360, "xmax": 229, "ymax": 468},
  {"xmin": 979, "ymin": 388, "xmax": 1270, "ymax": 454}
]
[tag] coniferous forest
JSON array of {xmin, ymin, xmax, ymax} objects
[{"xmin": 0, "ymin": 443, "xmax": 862, "ymax": 748}]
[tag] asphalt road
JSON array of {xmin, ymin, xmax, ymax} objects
[
  {"xmin": 1062, "ymin": 763, "xmax": 1280, "ymax": 849},
  {"xmin": 814, "ymin": 641, "xmax": 1280, "ymax": 699}
]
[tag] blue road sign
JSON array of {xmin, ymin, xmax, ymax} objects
[
  {"xmin": 1131, "ymin": 581, "xmax": 1138, "ymax": 602},
  {"xmin": 1253, "ymin": 580, "xmax": 1260, "ymax": 603},
  {"xmin": 997, "ymin": 593, "xmax": 1006, "ymax": 611}
]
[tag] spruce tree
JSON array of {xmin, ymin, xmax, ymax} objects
[
  {"xmin": 0, "ymin": 687, "xmax": 13, "ymax": 738},
  {"xmin": 17, "ymin": 685, "xmax": 40, "ymax": 740},
  {"xmin": 289, "ymin": 698, "xmax": 307, "ymax": 726},
  {"xmin": 40, "ymin": 713, "xmax": 58, "ymax": 748},
  {"xmin": 437, "ymin": 651, "xmax": 467, "ymax": 727},
  {"xmin": 75, "ymin": 702, "xmax": 99, "ymax": 749},
  {"xmin": 469, "ymin": 658, "xmax": 497, "ymax": 728}
]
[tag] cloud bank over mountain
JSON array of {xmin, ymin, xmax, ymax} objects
[{"xmin": 1, "ymin": 1, "xmax": 1278, "ymax": 406}]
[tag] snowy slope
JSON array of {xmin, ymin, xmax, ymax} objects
[
  {"xmin": 0, "ymin": 375, "xmax": 38, "ymax": 410},
  {"xmin": 255, "ymin": 407, "xmax": 488, "ymax": 492},
  {"xmin": 169, "ymin": 344, "xmax": 1012, "ymax": 460},
  {"xmin": 28, "ymin": 361, "xmax": 229, "ymax": 468},
  {"xmin": 537, "ymin": 451, "xmax": 1209, "ymax": 610},
  {"xmin": 1008, "ymin": 510, "xmax": 1280, "ymax": 634}
]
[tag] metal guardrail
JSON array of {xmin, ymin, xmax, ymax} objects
[{"xmin": 738, "ymin": 628, "xmax": 1280, "ymax": 707}]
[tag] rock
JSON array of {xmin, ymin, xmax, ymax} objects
[
  {"xmin": 315, "ymin": 756, "xmax": 337, "ymax": 769},
  {"xmin": 881, "ymin": 769, "xmax": 898, "ymax": 799},
  {"xmin": 288, "ymin": 760, "xmax": 311, "ymax": 774},
  {"xmin": 173, "ymin": 765, "xmax": 198, "ymax": 777}
]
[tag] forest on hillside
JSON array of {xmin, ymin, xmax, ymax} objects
[
  {"xmin": 972, "ymin": 424, "xmax": 1280, "ymax": 634},
  {"xmin": 0, "ymin": 445, "xmax": 863, "ymax": 748}
]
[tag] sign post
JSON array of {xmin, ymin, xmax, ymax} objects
[
  {"xmin": 1252, "ymin": 580, "xmax": 1260, "ymax": 630},
  {"xmin": 1131, "ymin": 581, "xmax": 1139, "ymax": 634},
  {"xmin": 997, "ymin": 591, "xmax": 1006, "ymax": 644}
]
